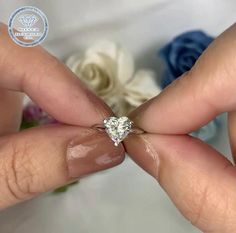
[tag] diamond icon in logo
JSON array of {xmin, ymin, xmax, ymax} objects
[{"xmin": 18, "ymin": 14, "xmax": 38, "ymax": 27}]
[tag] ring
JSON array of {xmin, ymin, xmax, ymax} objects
[{"xmin": 93, "ymin": 116, "xmax": 144, "ymax": 146}]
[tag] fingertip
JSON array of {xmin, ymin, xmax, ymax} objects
[
  {"xmin": 130, "ymin": 23, "xmax": 236, "ymax": 135},
  {"xmin": 0, "ymin": 125, "xmax": 125, "ymax": 210},
  {"xmin": 66, "ymin": 130, "xmax": 125, "ymax": 178},
  {"xmin": 125, "ymin": 133, "xmax": 236, "ymax": 232},
  {"xmin": 0, "ymin": 22, "xmax": 112, "ymax": 127},
  {"xmin": 124, "ymin": 133, "xmax": 159, "ymax": 179}
]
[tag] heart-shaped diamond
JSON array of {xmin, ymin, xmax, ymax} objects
[{"xmin": 104, "ymin": 116, "xmax": 133, "ymax": 146}]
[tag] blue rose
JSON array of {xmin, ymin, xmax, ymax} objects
[
  {"xmin": 159, "ymin": 30, "xmax": 213, "ymax": 88},
  {"xmin": 190, "ymin": 117, "xmax": 222, "ymax": 142},
  {"xmin": 158, "ymin": 30, "xmax": 221, "ymax": 142}
]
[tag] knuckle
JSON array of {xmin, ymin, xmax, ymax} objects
[{"xmin": 0, "ymin": 139, "xmax": 38, "ymax": 202}]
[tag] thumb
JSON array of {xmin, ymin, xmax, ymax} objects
[
  {"xmin": 125, "ymin": 134, "xmax": 236, "ymax": 233},
  {"xmin": 130, "ymin": 23, "xmax": 236, "ymax": 134},
  {"xmin": 0, "ymin": 125, "xmax": 124, "ymax": 210}
]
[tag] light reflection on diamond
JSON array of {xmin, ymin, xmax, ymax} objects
[{"xmin": 104, "ymin": 116, "xmax": 133, "ymax": 146}]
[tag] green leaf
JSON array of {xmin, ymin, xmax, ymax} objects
[
  {"xmin": 53, "ymin": 181, "xmax": 79, "ymax": 194},
  {"xmin": 20, "ymin": 120, "xmax": 39, "ymax": 130},
  {"xmin": 53, "ymin": 186, "xmax": 69, "ymax": 193}
]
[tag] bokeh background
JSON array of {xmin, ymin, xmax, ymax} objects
[{"xmin": 0, "ymin": 0, "xmax": 235, "ymax": 232}]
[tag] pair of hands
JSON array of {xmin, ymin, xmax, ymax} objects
[{"xmin": 1, "ymin": 22, "xmax": 236, "ymax": 232}]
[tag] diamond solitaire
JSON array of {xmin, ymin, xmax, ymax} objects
[
  {"xmin": 103, "ymin": 116, "xmax": 133, "ymax": 146},
  {"xmin": 92, "ymin": 116, "xmax": 144, "ymax": 146}
]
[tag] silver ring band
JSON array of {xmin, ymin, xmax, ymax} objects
[
  {"xmin": 92, "ymin": 116, "xmax": 144, "ymax": 146},
  {"xmin": 93, "ymin": 124, "xmax": 144, "ymax": 134}
]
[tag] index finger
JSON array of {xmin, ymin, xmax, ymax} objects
[
  {"xmin": 130, "ymin": 23, "xmax": 236, "ymax": 134},
  {"xmin": 0, "ymin": 23, "xmax": 111, "ymax": 126}
]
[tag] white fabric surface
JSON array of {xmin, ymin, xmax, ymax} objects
[{"xmin": 0, "ymin": 0, "xmax": 235, "ymax": 232}]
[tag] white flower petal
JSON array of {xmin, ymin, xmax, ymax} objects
[
  {"xmin": 124, "ymin": 70, "xmax": 161, "ymax": 107},
  {"xmin": 66, "ymin": 53, "xmax": 83, "ymax": 73},
  {"xmin": 86, "ymin": 40, "xmax": 134, "ymax": 84},
  {"xmin": 86, "ymin": 40, "xmax": 118, "ymax": 59},
  {"xmin": 116, "ymin": 44, "xmax": 134, "ymax": 84},
  {"xmin": 105, "ymin": 96, "xmax": 130, "ymax": 116},
  {"xmin": 66, "ymin": 41, "xmax": 126, "ymax": 99},
  {"xmin": 66, "ymin": 40, "xmax": 145, "ymax": 114}
]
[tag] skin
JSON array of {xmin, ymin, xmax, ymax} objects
[
  {"xmin": 0, "ymin": 23, "xmax": 125, "ymax": 209},
  {"xmin": 1, "ymin": 20, "xmax": 236, "ymax": 233},
  {"xmin": 125, "ymin": 23, "xmax": 236, "ymax": 232}
]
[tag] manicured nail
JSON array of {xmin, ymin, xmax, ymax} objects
[
  {"xmin": 67, "ymin": 131, "xmax": 124, "ymax": 178},
  {"xmin": 124, "ymin": 134, "xmax": 160, "ymax": 179}
]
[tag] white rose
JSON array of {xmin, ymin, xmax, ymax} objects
[
  {"xmin": 124, "ymin": 70, "xmax": 161, "ymax": 111},
  {"xmin": 66, "ymin": 41, "xmax": 161, "ymax": 115},
  {"xmin": 66, "ymin": 40, "xmax": 134, "ymax": 115}
]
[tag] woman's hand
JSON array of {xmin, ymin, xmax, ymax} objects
[
  {"xmin": 2, "ymin": 17, "xmax": 236, "ymax": 233},
  {"xmin": 125, "ymin": 23, "xmax": 236, "ymax": 233},
  {"xmin": 0, "ymin": 23, "xmax": 124, "ymax": 210}
]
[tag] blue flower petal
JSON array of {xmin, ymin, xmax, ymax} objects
[
  {"xmin": 158, "ymin": 30, "xmax": 220, "ymax": 142},
  {"xmin": 159, "ymin": 30, "xmax": 214, "ymax": 83},
  {"xmin": 191, "ymin": 116, "xmax": 222, "ymax": 142}
]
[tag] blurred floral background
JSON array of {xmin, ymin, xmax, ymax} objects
[
  {"xmin": 1, "ymin": 1, "xmax": 235, "ymax": 233},
  {"xmin": 22, "ymin": 30, "xmax": 220, "ymax": 141},
  {"xmin": 21, "ymin": 30, "xmax": 222, "ymax": 192}
]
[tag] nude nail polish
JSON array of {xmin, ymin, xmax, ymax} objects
[
  {"xmin": 67, "ymin": 131, "xmax": 124, "ymax": 178},
  {"xmin": 124, "ymin": 134, "xmax": 160, "ymax": 179}
]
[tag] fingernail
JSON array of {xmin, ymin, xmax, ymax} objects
[
  {"xmin": 67, "ymin": 131, "xmax": 124, "ymax": 178},
  {"xmin": 125, "ymin": 134, "xmax": 159, "ymax": 179}
]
